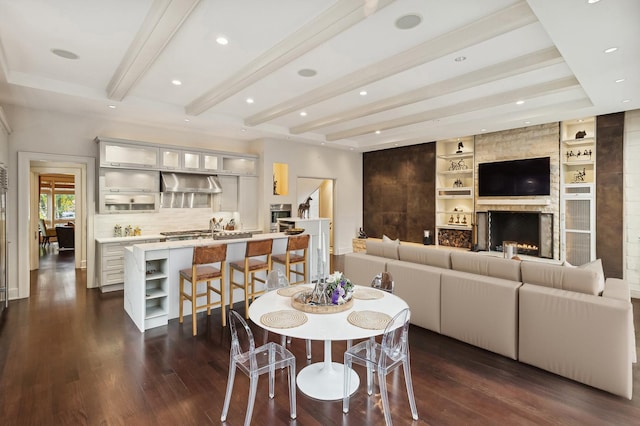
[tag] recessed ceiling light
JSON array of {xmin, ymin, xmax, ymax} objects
[
  {"xmin": 298, "ymin": 68, "xmax": 317, "ymax": 77},
  {"xmin": 481, "ymin": 128, "xmax": 487, "ymax": 132},
  {"xmin": 587, "ymin": 0, "xmax": 601, "ymax": 4},
  {"xmin": 246, "ymin": 97, "xmax": 254, "ymax": 104},
  {"xmin": 350, "ymin": 147, "xmax": 354, "ymax": 151},
  {"xmin": 51, "ymin": 48, "xmax": 79, "ymax": 60},
  {"xmin": 395, "ymin": 14, "xmax": 422, "ymax": 30},
  {"xmin": 394, "ymin": 143, "xmax": 399, "ymax": 146},
  {"xmin": 241, "ymin": 128, "xmax": 246, "ymax": 132},
  {"xmin": 516, "ymin": 100, "xmax": 525, "ymax": 105},
  {"xmin": 321, "ymin": 142, "xmax": 325, "ymax": 145},
  {"xmin": 622, "ymin": 99, "xmax": 631, "ymax": 103},
  {"xmin": 615, "ymin": 78, "xmax": 625, "ymax": 83},
  {"xmin": 216, "ymin": 36, "xmax": 229, "ymax": 45},
  {"xmin": 604, "ymin": 47, "xmax": 618, "ymax": 53},
  {"xmin": 375, "ymin": 130, "xmax": 381, "ymax": 135},
  {"xmin": 300, "ymin": 111, "xmax": 307, "ymax": 117},
  {"xmin": 184, "ymin": 118, "xmax": 190, "ymax": 122},
  {"xmin": 454, "ymin": 56, "xmax": 467, "ymax": 62},
  {"xmin": 108, "ymin": 105, "xmax": 116, "ymax": 109},
  {"xmin": 524, "ymin": 121, "xmax": 531, "ymax": 124},
  {"xmin": 171, "ymin": 79, "xmax": 182, "ymax": 86},
  {"xmin": 359, "ymin": 90, "xmax": 367, "ymax": 96}
]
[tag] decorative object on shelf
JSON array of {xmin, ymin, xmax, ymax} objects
[
  {"xmin": 456, "ymin": 140, "xmax": 464, "ymax": 153},
  {"xmin": 124, "ymin": 225, "xmax": 132, "ymax": 237},
  {"xmin": 449, "ymin": 215, "xmax": 454, "ymax": 224},
  {"xmin": 225, "ymin": 218, "xmax": 235, "ymax": 230},
  {"xmin": 357, "ymin": 227, "xmax": 367, "ymax": 239},
  {"xmin": 284, "ymin": 227, "xmax": 304, "ymax": 235},
  {"xmin": 575, "ymin": 130, "xmax": 587, "ymax": 139},
  {"xmin": 448, "ymin": 159, "xmax": 468, "ymax": 171},
  {"xmin": 453, "ymin": 178, "xmax": 463, "ymax": 188},
  {"xmin": 462, "ymin": 216, "xmax": 467, "ymax": 225},
  {"xmin": 572, "ymin": 168, "xmax": 587, "ymax": 183},
  {"xmin": 423, "ymin": 230, "xmax": 432, "ymax": 245},
  {"xmin": 455, "ymin": 214, "xmax": 460, "ymax": 224},
  {"xmin": 113, "ymin": 224, "xmax": 122, "ymax": 237},
  {"xmin": 134, "ymin": 226, "xmax": 141, "ymax": 236},
  {"xmin": 298, "ymin": 196, "xmax": 312, "ymax": 219},
  {"xmin": 273, "ymin": 174, "xmax": 278, "ymax": 195}
]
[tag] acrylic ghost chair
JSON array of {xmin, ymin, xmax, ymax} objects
[
  {"xmin": 221, "ymin": 310, "xmax": 297, "ymax": 425},
  {"xmin": 264, "ymin": 270, "xmax": 312, "ymax": 359},
  {"xmin": 343, "ymin": 308, "xmax": 418, "ymax": 426}
]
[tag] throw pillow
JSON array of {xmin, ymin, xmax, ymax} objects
[
  {"xmin": 382, "ymin": 234, "xmax": 400, "ymax": 245},
  {"xmin": 578, "ymin": 258, "xmax": 605, "ymax": 294}
]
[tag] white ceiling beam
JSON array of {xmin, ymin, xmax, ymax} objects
[
  {"xmin": 107, "ymin": 0, "xmax": 202, "ymax": 101},
  {"xmin": 291, "ymin": 47, "xmax": 563, "ymax": 134},
  {"xmin": 326, "ymin": 76, "xmax": 581, "ymax": 141},
  {"xmin": 185, "ymin": 0, "xmax": 397, "ymax": 116},
  {"xmin": 245, "ymin": 1, "xmax": 538, "ymax": 127}
]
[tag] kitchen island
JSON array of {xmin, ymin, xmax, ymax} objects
[{"xmin": 123, "ymin": 232, "xmax": 327, "ymax": 332}]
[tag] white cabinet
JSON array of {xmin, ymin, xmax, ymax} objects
[
  {"xmin": 159, "ymin": 148, "xmax": 181, "ymax": 170},
  {"xmin": 215, "ymin": 175, "xmax": 239, "ymax": 212},
  {"xmin": 560, "ymin": 118, "xmax": 596, "ymax": 265},
  {"xmin": 124, "ymin": 248, "xmax": 169, "ymax": 332},
  {"xmin": 99, "ymin": 169, "xmax": 159, "ymax": 193},
  {"xmin": 221, "ymin": 156, "xmax": 257, "ymax": 175},
  {"xmin": 435, "ymin": 137, "xmax": 474, "ymax": 247},
  {"xmin": 182, "ymin": 151, "xmax": 220, "ymax": 172},
  {"xmin": 98, "ymin": 139, "xmax": 159, "ymax": 168},
  {"xmin": 99, "ymin": 193, "xmax": 159, "ymax": 213},
  {"xmin": 96, "ymin": 238, "xmax": 160, "ymax": 292},
  {"xmin": 239, "ymin": 176, "xmax": 258, "ymax": 229}
]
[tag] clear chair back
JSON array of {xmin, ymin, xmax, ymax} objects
[
  {"xmin": 371, "ymin": 271, "xmax": 394, "ymax": 293},
  {"xmin": 380, "ymin": 308, "xmax": 410, "ymax": 369},
  {"xmin": 266, "ymin": 269, "xmax": 290, "ymax": 291}
]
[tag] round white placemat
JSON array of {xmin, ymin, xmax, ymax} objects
[
  {"xmin": 347, "ymin": 310, "xmax": 392, "ymax": 330},
  {"xmin": 352, "ymin": 288, "xmax": 384, "ymax": 300},
  {"xmin": 261, "ymin": 310, "xmax": 308, "ymax": 329},
  {"xmin": 276, "ymin": 286, "xmax": 307, "ymax": 297}
]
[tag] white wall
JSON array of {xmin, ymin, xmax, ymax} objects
[
  {"xmin": 624, "ymin": 109, "xmax": 640, "ymax": 297},
  {"xmin": 256, "ymin": 138, "xmax": 362, "ymax": 255}
]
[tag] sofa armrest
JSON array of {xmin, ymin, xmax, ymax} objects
[{"xmin": 603, "ymin": 278, "xmax": 630, "ymax": 302}]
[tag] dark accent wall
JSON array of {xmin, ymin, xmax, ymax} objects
[
  {"xmin": 363, "ymin": 143, "xmax": 435, "ymax": 243},
  {"xmin": 596, "ymin": 112, "xmax": 625, "ymax": 278}
]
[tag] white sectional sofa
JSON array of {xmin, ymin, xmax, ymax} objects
[{"xmin": 344, "ymin": 240, "xmax": 636, "ymax": 399}]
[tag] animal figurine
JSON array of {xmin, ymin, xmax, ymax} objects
[
  {"xmin": 575, "ymin": 130, "xmax": 587, "ymax": 139},
  {"xmin": 298, "ymin": 196, "xmax": 312, "ymax": 219}
]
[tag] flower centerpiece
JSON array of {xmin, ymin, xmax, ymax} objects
[{"xmin": 325, "ymin": 271, "xmax": 354, "ymax": 305}]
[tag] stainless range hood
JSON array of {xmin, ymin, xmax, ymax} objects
[{"xmin": 160, "ymin": 172, "xmax": 222, "ymax": 193}]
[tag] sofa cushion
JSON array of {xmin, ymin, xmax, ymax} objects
[
  {"xmin": 387, "ymin": 260, "xmax": 442, "ymax": 333},
  {"xmin": 440, "ymin": 269, "xmax": 520, "ymax": 359},
  {"xmin": 520, "ymin": 261, "xmax": 600, "ymax": 295},
  {"xmin": 398, "ymin": 244, "xmax": 451, "ymax": 269},
  {"xmin": 366, "ymin": 240, "xmax": 399, "ymax": 260},
  {"xmin": 578, "ymin": 259, "xmax": 605, "ymax": 295},
  {"xmin": 450, "ymin": 251, "xmax": 521, "ymax": 281}
]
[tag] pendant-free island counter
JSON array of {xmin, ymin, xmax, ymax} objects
[{"xmin": 123, "ymin": 231, "xmax": 329, "ymax": 332}]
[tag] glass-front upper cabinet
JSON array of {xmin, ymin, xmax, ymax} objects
[
  {"xmin": 98, "ymin": 139, "xmax": 159, "ymax": 169},
  {"xmin": 182, "ymin": 151, "xmax": 219, "ymax": 172},
  {"xmin": 221, "ymin": 156, "xmax": 257, "ymax": 175},
  {"xmin": 159, "ymin": 148, "xmax": 181, "ymax": 170}
]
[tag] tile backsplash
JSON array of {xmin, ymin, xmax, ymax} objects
[{"xmin": 94, "ymin": 208, "xmax": 242, "ymax": 238}]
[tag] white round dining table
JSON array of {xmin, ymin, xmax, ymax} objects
[{"xmin": 248, "ymin": 284, "xmax": 409, "ymax": 401}]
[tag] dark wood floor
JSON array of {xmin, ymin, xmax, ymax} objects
[{"xmin": 1, "ymin": 249, "xmax": 640, "ymax": 425}]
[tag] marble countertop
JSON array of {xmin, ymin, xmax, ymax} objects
[{"xmin": 95, "ymin": 234, "xmax": 165, "ymax": 244}]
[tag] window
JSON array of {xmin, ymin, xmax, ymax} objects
[
  {"xmin": 39, "ymin": 174, "xmax": 75, "ymax": 226},
  {"xmin": 56, "ymin": 194, "xmax": 75, "ymax": 219}
]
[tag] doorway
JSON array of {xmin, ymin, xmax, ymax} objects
[{"xmin": 17, "ymin": 152, "xmax": 95, "ymax": 299}]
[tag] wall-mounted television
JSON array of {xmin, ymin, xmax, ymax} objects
[{"xmin": 478, "ymin": 157, "xmax": 550, "ymax": 197}]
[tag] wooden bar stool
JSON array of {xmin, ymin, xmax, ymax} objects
[
  {"xmin": 179, "ymin": 244, "xmax": 227, "ymax": 335},
  {"xmin": 272, "ymin": 234, "xmax": 310, "ymax": 285},
  {"xmin": 229, "ymin": 238, "xmax": 273, "ymax": 318}
]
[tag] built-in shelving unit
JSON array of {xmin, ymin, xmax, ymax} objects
[
  {"xmin": 144, "ymin": 251, "xmax": 169, "ymax": 330},
  {"xmin": 435, "ymin": 137, "xmax": 475, "ymax": 247},
  {"xmin": 560, "ymin": 117, "xmax": 596, "ymax": 265}
]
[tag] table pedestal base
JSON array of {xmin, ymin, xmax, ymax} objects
[{"xmin": 296, "ymin": 340, "xmax": 360, "ymax": 401}]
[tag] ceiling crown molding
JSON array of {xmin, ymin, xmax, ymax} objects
[
  {"xmin": 185, "ymin": 0, "xmax": 396, "ymax": 116},
  {"xmin": 291, "ymin": 47, "xmax": 563, "ymax": 134},
  {"xmin": 107, "ymin": 0, "xmax": 202, "ymax": 101},
  {"xmin": 245, "ymin": 1, "xmax": 538, "ymax": 127},
  {"xmin": 327, "ymin": 76, "xmax": 581, "ymax": 141}
]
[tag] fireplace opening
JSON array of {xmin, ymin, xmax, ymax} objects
[{"xmin": 484, "ymin": 211, "xmax": 553, "ymax": 258}]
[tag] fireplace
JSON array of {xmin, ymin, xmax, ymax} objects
[{"xmin": 476, "ymin": 211, "xmax": 553, "ymax": 258}]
